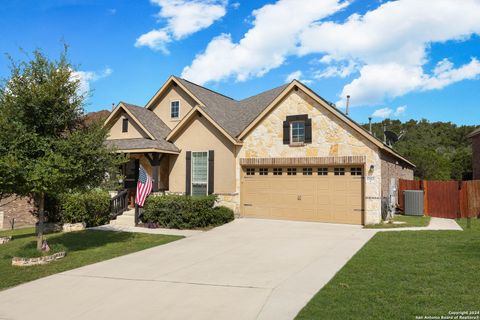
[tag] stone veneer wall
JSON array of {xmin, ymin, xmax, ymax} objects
[
  {"xmin": 216, "ymin": 194, "xmax": 240, "ymax": 215},
  {"xmin": 235, "ymin": 90, "xmax": 383, "ymax": 225}
]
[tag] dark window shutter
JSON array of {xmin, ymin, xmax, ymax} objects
[
  {"xmin": 186, "ymin": 151, "xmax": 191, "ymax": 196},
  {"xmin": 122, "ymin": 118, "xmax": 128, "ymax": 132},
  {"xmin": 283, "ymin": 121, "xmax": 290, "ymax": 144},
  {"xmin": 305, "ymin": 118, "xmax": 312, "ymax": 143},
  {"xmin": 208, "ymin": 150, "xmax": 214, "ymax": 195}
]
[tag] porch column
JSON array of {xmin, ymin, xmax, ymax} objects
[{"xmin": 151, "ymin": 153, "xmax": 161, "ymax": 192}]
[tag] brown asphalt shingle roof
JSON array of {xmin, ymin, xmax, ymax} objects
[
  {"xmin": 119, "ymin": 102, "xmax": 179, "ymax": 152},
  {"xmin": 174, "ymin": 76, "xmax": 289, "ymax": 137},
  {"xmin": 105, "ymin": 138, "xmax": 178, "ymax": 152}
]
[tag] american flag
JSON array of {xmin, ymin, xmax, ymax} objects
[{"xmin": 135, "ymin": 165, "xmax": 153, "ymax": 206}]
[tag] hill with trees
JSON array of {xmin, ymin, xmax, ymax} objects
[{"xmin": 362, "ymin": 119, "xmax": 477, "ymax": 181}]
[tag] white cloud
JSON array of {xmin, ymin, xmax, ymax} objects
[
  {"xmin": 422, "ymin": 58, "xmax": 480, "ymax": 90},
  {"xmin": 135, "ymin": 0, "xmax": 227, "ymax": 52},
  {"xmin": 135, "ymin": 29, "xmax": 171, "ymax": 53},
  {"xmin": 297, "ymin": 0, "xmax": 480, "ymax": 107},
  {"xmin": 231, "ymin": 2, "xmax": 240, "ymax": 9},
  {"xmin": 394, "ymin": 105, "xmax": 406, "ymax": 116},
  {"xmin": 372, "ymin": 105, "xmax": 406, "ymax": 119},
  {"xmin": 285, "ymin": 70, "xmax": 312, "ymax": 84},
  {"xmin": 372, "ymin": 107, "xmax": 392, "ymax": 119},
  {"xmin": 181, "ymin": 0, "xmax": 480, "ymax": 106},
  {"xmin": 182, "ymin": 0, "xmax": 348, "ymax": 84},
  {"xmin": 314, "ymin": 60, "xmax": 357, "ymax": 79},
  {"xmin": 71, "ymin": 68, "xmax": 112, "ymax": 95}
]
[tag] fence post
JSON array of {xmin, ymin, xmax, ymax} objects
[
  {"xmin": 458, "ymin": 181, "xmax": 462, "ymax": 219},
  {"xmin": 422, "ymin": 180, "xmax": 429, "ymax": 216}
]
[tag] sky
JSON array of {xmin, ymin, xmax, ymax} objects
[{"xmin": 1, "ymin": 0, "xmax": 479, "ymax": 125}]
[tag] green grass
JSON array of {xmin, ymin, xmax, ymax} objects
[
  {"xmin": 296, "ymin": 218, "xmax": 479, "ymax": 320},
  {"xmin": 364, "ymin": 214, "xmax": 431, "ymax": 229},
  {"xmin": 0, "ymin": 227, "xmax": 182, "ymax": 290}
]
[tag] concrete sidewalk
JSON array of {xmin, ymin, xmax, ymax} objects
[
  {"xmin": 90, "ymin": 224, "xmax": 203, "ymax": 237},
  {"xmin": 373, "ymin": 217, "xmax": 462, "ymax": 232},
  {"xmin": 0, "ymin": 219, "xmax": 376, "ymax": 320}
]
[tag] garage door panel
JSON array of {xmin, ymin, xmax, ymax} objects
[{"xmin": 241, "ymin": 166, "xmax": 363, "ymax": 225}]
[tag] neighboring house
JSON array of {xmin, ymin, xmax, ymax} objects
[
  {"xmin": 468, "ymin": 128, "xmax": 480, "ymax": 180},
  {"xmin": 104, "ymin": 76, "xmax": 414, "ymax": 225}
]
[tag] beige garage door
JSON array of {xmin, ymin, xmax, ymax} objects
[{"xmin": 241, "ymin": 166, "xmax": 364, "ymax": 224}]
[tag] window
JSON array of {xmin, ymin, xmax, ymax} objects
[
  {"xmin": 273, "ymin": 168, "xmax": 283, "ymax": 175},
  {"xmin": 303, "ymin": 168, "xmax": 313, "ymax": 175},
  {"xmin": 351, "ymin": 167, "xmax": 362, "ymax": 176},
  {"xmin": 291, "ymin": 121, "xmax": 305, "ymax": 143},
  {"xmin": 122, "ymin": 118, "xmax": 128, "ymax": 132},
  {"xmin": 259, "ymin": 168, "xmax": 268, "ymax": 175},
  {"xmin": 171, "ymin": 101, "xmax": 180, "ymax": 119},
  {"xmin": 191, "ymin": 151, "xmax": 208, "ymax": 196},
  {"xmin": 317, "ymin": 168, "xmax": 328, "ymax": 176},
  {"xmin": 287, "ymin": 168, "xmax": 297, "ymax": 175},
  {"xmin": 334, "ymin": 167, "xmax": 345, "ymax": 176},
  {"xmin": 246, "ymin": 168, "xmax": 255, "ymax": 175}
]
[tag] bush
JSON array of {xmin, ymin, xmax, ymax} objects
[
  {"xmin": 142, "ymin": 195, "xmax": 234, "ymax": 229},
  {"xmin": 60, "ymin": 189, "xmax": 111, "ymax": 227}
]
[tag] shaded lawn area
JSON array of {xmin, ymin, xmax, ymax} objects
[
  {"xmin": 364, "ymin": 214, "xmax": 431, "ymax": 229},
  {"xmin": 297, "ymin": 218, "xmax": 479, "ymax": 320},
  {"xmin": 0, "ymin": 228, "xmax": 182, "ymax": 290}
]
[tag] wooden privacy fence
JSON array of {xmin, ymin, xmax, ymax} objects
[{"xmin": 398, "ymin": 179, "xmax": 480, "ymax": 219}]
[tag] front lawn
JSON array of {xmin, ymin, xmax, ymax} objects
[
  {"xmin": 0, "ymin": 228, "xmax": 182, "ymax": 290},
  {"xmin": 297, "ymin": 218, "xmax": 479, "ymax": 320},
  {"xmin": 364, "ymin": 214, "xmax": 431, "ymax": 229}
]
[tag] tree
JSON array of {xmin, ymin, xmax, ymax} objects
[
  {"xmin": 0, "ymin": 47, "xmax": 121, "ymax": 250},
  {"xmin": 363, "ymin": 119, "xmax": 475, "ymax": 180}
]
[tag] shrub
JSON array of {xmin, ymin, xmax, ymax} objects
[
  {"xmin": 142, "ymin": 195, "xmax": 234, "ymax": 229},
  {"xmin": 60, "ymin": 189, "xmax": 111, "ymax": 227}
]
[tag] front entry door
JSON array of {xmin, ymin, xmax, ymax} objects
[{"xmin": 123, "ymin": 159, "xmax": 139, "ymax": 207}]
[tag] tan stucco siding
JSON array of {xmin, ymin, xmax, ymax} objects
[
  {"xmin": 237, "ymin": 90, "xmax": 383, "ymax": 224},
  {"xmin": 168, "ymin": 112, "xmax": 237, "ymax": 194},
  {"xmin": 149, "ymin": 84, "xmax": 197, "ymax": 129},
  {"xmin": 106, "ymin": 111, "xmax": 148, "ymax": 140}
]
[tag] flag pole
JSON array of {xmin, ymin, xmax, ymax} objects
[{"xmin": 134, "ymin": 203, "xmax": 139, "ymax": 226}]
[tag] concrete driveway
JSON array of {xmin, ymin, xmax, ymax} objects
[{"xmin": 0, "ymin": 219, "xmax": 376, "ymax": 320}]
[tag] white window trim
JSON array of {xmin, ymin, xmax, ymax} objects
[
  {"xmin": 191, "ymin": 151, "xmax": 209, "ymax": 196},
  {"xmin": 290, "ymin": 120, "xmax": 305, "ymax": 144},
  {"xmin": 170, "ymin": 100, "xmax": 180, "ymax": 119}
]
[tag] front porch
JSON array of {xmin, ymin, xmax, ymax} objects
[{"xmin": 121, "ymin": 151, "xmax": 177, "ymax": 206}]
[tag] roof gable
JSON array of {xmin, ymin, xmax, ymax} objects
[
  {"xmin": 237, "ymin": 80, "xmax": 415, "ymax": 167},
  {"xmin": 104, "ymin": 103, "xmax": 155, "ymax": 140},
  {"xmin": 166, "ymin": 105, "xmax": 242, "ymax": 146},
  {"xmin": 104, "ymin": 102, "xmax": 179, "ymax": 152}
]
